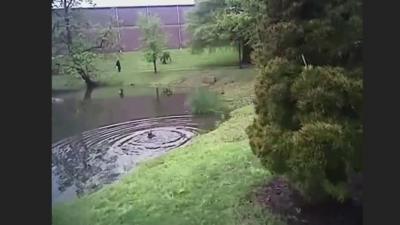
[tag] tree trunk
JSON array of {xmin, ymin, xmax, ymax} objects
[
  {"xmin": 238, "ymin": 40, "xmax": 242, "ymax": 69},
  {"xmin": 84, "ymin": 77, "xmax": 97, "ymax": 89},
  {"xmin": 63, "ymin": 0, "xmax": 73, "ymax": 54},
  {"xmin": 153, "ymin": 59, "xmax": 157, "ymax": 73},
  {"xmin": 242, "ymin": 42, "xmax": 252, "ymax": 65},
  {"xmin": 80, "ymin": 73, "xmax": 97, "ymax": 89},
  {"xmin": 83, "ymin": 85, "xmax": 94, "ymax": 100},
  {"xmin": 75, "ymin": 65, "xmax": 97, "ymax": 89}
]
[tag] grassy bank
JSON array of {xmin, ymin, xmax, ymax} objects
[
  {"xmin": 53, "ymin": 105, "xmax": 281, "ymax": 225},
  {"xmin": 52, "ymin": 48, "xmax": 257, "ymax": 110},
  {"xmin": 52, "ymin": 48, "xmax": 241, "ymax": 90}
]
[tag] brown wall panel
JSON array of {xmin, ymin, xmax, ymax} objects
[
  {"xmin": 116, "ymin": 7, "xmax": 147, "ymax": 26},
  {"xmin": 52, "ymin": 5, "xmax": 194, "ymax": 52},
  {"xmin": 119, "ymin": 27, "xmax": 142, "ymax": 51}
]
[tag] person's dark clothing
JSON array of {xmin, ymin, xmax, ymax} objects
[{"xmin": 116, "ymin": 60, "xmax": 121, "ymax": 72}]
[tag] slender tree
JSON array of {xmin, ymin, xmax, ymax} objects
[
  {"xmin": 52, "ymin": 0, "xmax": 95, "ymax": 53},
  {"xmin": 52, "ymin": 1, "xmax": 118, "ymax": 89},
  {"xmin": 187, "ymin": 0, "xmax": 254, "ymax": 68},
  {"xmin": 137, "ymin": 14, "xmax": 166, "ymax": 74}
]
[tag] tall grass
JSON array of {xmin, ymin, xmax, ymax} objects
[{"xmin": 187, "ymin": 88, "xmax": 225, "ymax": 115}]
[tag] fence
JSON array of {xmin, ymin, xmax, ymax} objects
[{"xmin": 52, "ymin": 4, "xmax": 195, "ymax": 52}]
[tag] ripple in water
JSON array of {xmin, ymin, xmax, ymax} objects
[{"xmin": 52, "ymin": 115, "xmax": 201, "ymax": 204}]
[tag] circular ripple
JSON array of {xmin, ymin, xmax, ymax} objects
[{"xmin": 52, "ymin": 115, "xmax": 200, "ymax": 204}]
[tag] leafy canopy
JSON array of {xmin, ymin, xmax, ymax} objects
[{"xmin": 137, "ymin": 14, "xmax": 166, "ymax": 63}]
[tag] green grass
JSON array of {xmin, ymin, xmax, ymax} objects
[
  {"xmin": 52, "ymin": 47, "xmax": 257, "ymax": 111},
  {"xmin": 52, "ymin": 47, "xmax": 277, "ymax": 224},
  {"xmin": 52, "ymin": 47, "xmax": 240, "ymax": 90},
  {"xmin": 52, "ymin": 105, "xmax": 283, "ymax": 225},
  {"xmin": 51, "ymin": 66, "xmax": 257, "ymax": 112}
]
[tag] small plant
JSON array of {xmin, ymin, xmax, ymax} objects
[
  {"xmin": 160, "ymin": 51, "xmax": 172, "ymax": 64},
  {"xmin": 187, "ymin": 88, "xmax": 225, "ymax": 115}
]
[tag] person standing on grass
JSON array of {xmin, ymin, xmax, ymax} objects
[{"xmin": 116, "ymin": 59, "xmax": 121, "ymax": 73}]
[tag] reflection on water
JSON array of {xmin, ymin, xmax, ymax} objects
[{"xmin": 52, "ymin": 87, "xmax": 219, "ymax": 204}]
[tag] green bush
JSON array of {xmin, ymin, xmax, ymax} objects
[
  {"xmin": 247, "ymin": 58, "xmax": 362, "ymax": 203},
  {"xmin": 187, "ymin": 88, "xmax": 225, "ymax": 115},
  {"xmin": 245, "ymin": 0, "xmax": 362, "ymax": 203},
  {"xmin": 159, "ymin": 51, "xmax": 172, "ymax": 64}
]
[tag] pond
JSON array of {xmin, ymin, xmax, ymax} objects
[{"xmin": 52, "ymin": 86, "xmax": 220, "ymax": 204}]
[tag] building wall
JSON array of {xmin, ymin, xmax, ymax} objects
[{"xmin": 52, "ymin": 5, "xmax": 194, "ymax": 52}]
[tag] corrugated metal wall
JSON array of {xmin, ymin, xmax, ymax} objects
[{"xmin": 52, "ymin": 5, "xmax": 194, "ymax": 52}]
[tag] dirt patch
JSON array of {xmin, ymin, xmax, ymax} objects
[
  {"xmin": 256, "ymin": 177, "xmax": 362, "ymax": 225},
  {"xmin": 202, "ymin": 76, "xmax": 217, "ymax": 85}
]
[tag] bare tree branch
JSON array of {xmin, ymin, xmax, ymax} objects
[
  {"xmin": 81, "ymin": 29, "xmax": 111, "ymax": 52},
  {"xmin": 67, "ymin": 0, "xmax": 74, "ymax": 9}
]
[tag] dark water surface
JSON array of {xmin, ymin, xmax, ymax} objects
[{"xmin": 52, "ymin": 87, "xmax": 219, "ymax": 204}]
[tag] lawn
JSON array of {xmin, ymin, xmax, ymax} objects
[
  {"xmin": 52, "ymin": 105, "xmax": 282, "ymax": 225},
  {"xmin": 52, "ymin": 47, "xmax": 241, "ymax": 90},
  {"xmin": 52, "ymin": 47, "xmax": 257, "ymax": 110}
]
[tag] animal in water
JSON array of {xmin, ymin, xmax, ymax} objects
[
  {"xmin": 115, "ymin": 59, "xmax": 121, "ymax": 72},
  {"xmin": 119, "ymin": 89, "xmax": 124, "ymax": 98},
  {"xmin": 162, "ymin": 88, "xmax": 173, "ymax": 96},
  {"xmin": 147, "ymin": 131, "xmax": 155, "ymax": 139}
]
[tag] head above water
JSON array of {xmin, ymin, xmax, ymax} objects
[{"xmin": 147, "ymin": 130, "xmax": 155, "ymax": 139}]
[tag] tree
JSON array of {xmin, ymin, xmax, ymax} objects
[
  {"xmin": 137, "ymin": 14, "xmax": 166, "ymax": 74},
  {"xmin": 187, "ymin": 0, "xmax": 254, "ymax": 68},
  {"xmin": 55, "ymin": 28, "xmax": 117, "ymax": 88},
  {"xmin": 52, "ymin": 1, "xmax": 118, "ymax": 89},
  {"xmin": 52, "ymin": 0, "xmax": 95, "ymax": 53},
  {"xmin": 246, "ymin": 0, "xmax": 362, "ymax": 203}
]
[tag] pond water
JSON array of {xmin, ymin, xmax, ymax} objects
[{"xmin": 52, "ymin": 86, "xmax": 220, "ymax": 204}]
